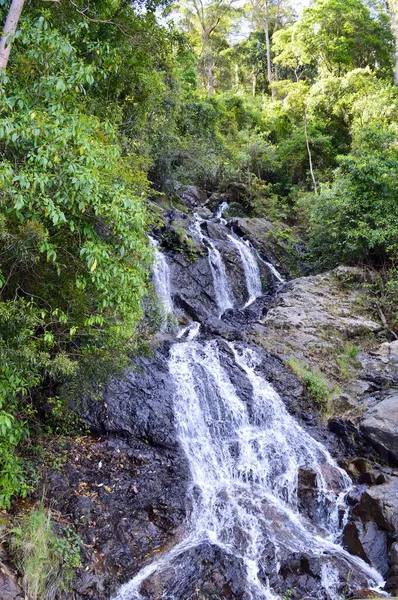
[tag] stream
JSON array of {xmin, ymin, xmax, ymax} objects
[{"xmin": 112, "ymin": 206, "xmax": 387, "ymax": 600}]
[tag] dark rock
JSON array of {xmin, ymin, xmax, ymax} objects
[
  {"xmin": 139, "ymin": 542, "xmax": 249, "ymax": 600},
  {"xmin": 360, "ymin": 392, "xmax": 398, "ymax": 465},
  {"xmin": 385, "ymin": 575, "xmax": 398, "ymax": 594},
  {"xmin": 81, "ymin": 344, "xmax": 179, "ymax": 448},
  {"xmin": 343, "ymin": 520, "xmax": 389, "ymax": 575},
  {"xmin": 0, "ymin": 558, "xmax": 24, "ymax": 600},
  {"xmin": 39, "ymin": 434, "xmax": 189, "ymax": 599},
  {"xmin": 297, "ymin": 468, "xmax": 318, "ymax": 521},
  {"xmin": 354, "ymin": 478, "xmax": 398, "ymax": 534}
]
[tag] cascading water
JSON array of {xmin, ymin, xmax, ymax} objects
[
  {"xmin": 227, "ymin": 232, "xmax": 263, "ymax": 306},
  {"xmin": 215, "ymin": 201, "xmax": 229, "ymax": 220},
  {"xmin": 192, "ymin": 220, "xmax": 235, "ymax": 316},
  {"xmin": 113, "ymin": 339, "xmax": 385, "ymax": 600},
  {"xmin": 149, "ymin": 237, "xmax": 174, "ymax": 317}
]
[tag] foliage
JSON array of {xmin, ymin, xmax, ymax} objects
[
  {"xmin": 0, "ymin": 15, "xmax": 154, "ymax": 507},
  {"xmin": 9, "ymin": 505, "xmax": 82, "ymax": 600},
  {"xmin": 287, "ymin": 357, "xmax": 330, "ymax": 407},
  {"xmin": 274, "ymin": 0, "xmax": 393, "ymax": 78},
  {"xmin": 304, "ymin": 126, "xmax": 398, "ymax": 269},
  {"xmin": 336, "ymin": 344, "xmax": 360, "ymax": 380}
]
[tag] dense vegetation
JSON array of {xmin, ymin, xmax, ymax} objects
[{"xmin": 0, "ymin": 0, "xmax": 398, "ymax": 575}]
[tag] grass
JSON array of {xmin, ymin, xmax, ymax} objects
[
  {"xmin": 336, "ymin": 343, "xmax": 360, "ymax": 380},
  {"xmin": 287, "ymin": 357, "xmax": 331, "ymax": 409},
  {"xmin": 9, "ymin": 504, "xmax": 82, "ymax": 600}
]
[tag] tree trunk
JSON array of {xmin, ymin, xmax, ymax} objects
[
  {"xmin": 204, "ymin": 33, "xmax": 215, "ymax": 95},
  {"xmin": 252, "ymin": 71, "xmax": 257, "ymax": 96},
  {"xmin": 388, "ymin": 0, "xmax": 398, "ymax": 85},
  {"xmin": 264, "ymin": 4, "xmax": 275, "ymax": 99},
  {"xmin": 304, "ymin": 110, "xmax": 317, "ymax": 194},
  {"xmin": 0, "ymin": 0, "xmax": 25, "ymax": 70}
]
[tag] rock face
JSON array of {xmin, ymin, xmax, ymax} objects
[
  {"xmin": 0, "ymin": 551, "xmax": 23, "ymax": 600},
  {"xmin": 42, "ymin": 435, "xmax": 189, "ymax": 599},
  {"xmin": 360, "ymin": 392, "xmax": 398, "ymax": 464},
  {"xmin": 344, "ymin": 477, "xmax": 398, "ymax": 589},
  {"xmin": 81, "ymin": 343, "xmax": 179, "ymax": 448},
  {"xmin": 263, "ymin": 270, "xmax": 381, "ymax": 335}
]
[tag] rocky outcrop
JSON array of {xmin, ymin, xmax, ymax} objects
[
  {"xmin": 40, "ymin": 435, "xmax": 189, "ymax": 599},
  {"xmin": 231, "ymin": 217, "xmax": 302, "ymax": 279},
  {"xmin": 81, "ymin": 344, "xmax": 179, "ymax": 448},
  {"xmin": 344, "ymin": 477, "xmax": 398, "ymax": 591},
  {"xmin": 263, "ymin": 269, "xmax": 381, "ymax": 336},
  {"xmin": 360, "ymin": 392, "xmax": 398, "ymax": 464}
]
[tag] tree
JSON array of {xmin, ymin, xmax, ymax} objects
[
  {"xmin": 177, "ymin": 0, "xmax": 240, "ymax": 93},
  {"xmin": 0, "ymin": 0, "xmax": 25, "ymax": 69},
  {"xmin": 274, "ymin": 0, "xmax": 394, "ymax": 78},
  {"xmin": 247, "ymin": 0, "xmax": 294, "ymax": 97}
]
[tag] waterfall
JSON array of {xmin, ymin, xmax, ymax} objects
[
  {"xmin": 252, "ymin": 246, "xmax": 284, "ymax": 284},
  {"xmin": 149, "ymin": 237, "xmax": 173, "ymax": 317},
  {"xmin": 215, "ymin": 201, "xmax": 229, "ymax": 220},
  {"xmin": 227, "ymin": 233, "xmax": 262, "ymax": 306},
  {"xmin": 192, "ymin": 221, "xmax": 235, "ymax": 317},
  {"xmin": 113, "ymin": 340, "xmax": 384, "ymax": 600}
]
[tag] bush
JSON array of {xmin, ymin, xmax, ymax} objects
[
  {"xmin": 304, "ymin": 126, "xmax": 398, "ymax": 269},
  {"xmin": 10, "ymin": 505, "xmax": 82, "ymax": 600}
]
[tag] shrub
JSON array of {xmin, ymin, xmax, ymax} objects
[{"xmin": 10, "ymin": 505, "xmax": 82, "ymax": 600}]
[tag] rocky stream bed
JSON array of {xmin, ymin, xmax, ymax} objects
[{"xmin": 1, "ymin": 190, "xmax": 398, "ymax": 600}]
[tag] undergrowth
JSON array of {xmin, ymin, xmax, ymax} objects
[
  {"xmin": 287, "ymin": 357, "xmax": 331, "ymax": 410},
  {"xmin": 9, "ymin": 504, "xmax": 82, "ymax": 600}
]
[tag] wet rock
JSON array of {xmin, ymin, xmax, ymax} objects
[
  {"xmin": 139, "ymin": 542, "xmax": 249, "ymax": 600},
  {"xmin": 231, "ymin": 217, "xmax": 301, "ymax": 278},
  {"xmin": 390, "ymin": 541, "xmax": 398, "ymax": 565},
  {"xmin": 40, "ymin": 436, "xmax": 189, "ymax": 600},
  {"xmin": 81, "ymin": 344, "xmax": 179, "ymax": 448},
  {"xmin": 343, "ymin": 520, "xmax": 389, "ymax": 574},
  {"xmin": 355, "ymin": 478, "xmax": 398, "ymax": 534},
  {"xmin": 173, "ymin": 252, "xmax": 218, "ymax": 321},
  {"xmin": 360, "ymin": 392, "xmax": 398, "ymax": 464},
  {"xmin": 297, "ymin": 468, "xmax": 318, "ymax": 521},
  {"xmin": 385, "ymin": 575, "xmax": 398, "ymax": 594}
]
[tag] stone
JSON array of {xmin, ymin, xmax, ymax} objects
[
  {"xmin": 355, "ymin": 478, "xmax": 398, "ymax": 535},
  {"xmin": 177, "ymin": 185, "xmax": 207, "ymax": 207},
  {"xmin": 263, "ymin": 274, "xmax": 381, "ymax": 335},
  {"xmin": 391, "ymin": 541, "xmax": 398, "ymax": 565},
  {"xmin": 343, "ymin": 520, "xmax": 389, "ymax": 575},
  {"xmin": 360, "ymin": 392, "xmax": 398, "ymax": 464},
  {"xmin": 0, "ymin": 560, "xmax": 24, "ymax": 599}
]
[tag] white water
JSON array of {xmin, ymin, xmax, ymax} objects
[
  {"xmin": 149, "ymin": 237, "xmax": 173, "ymax": 317},
  {"xmin": 227, "ymin": 233, "xmax": 263, "ymax": 306},
  {"xmin": 176, "ymin": 321, "xmax": 201, "ymax": 340},
  {"xmin": 215, "ymin": 201, "xmax": 229, "ymax": 220},
  {"xmin": 193, "ymin": 221, "xmax": 235, "ymax": 317},
  {"xmin": 113, "ymin": 340, "xmax": 384, "ymax": 600}
]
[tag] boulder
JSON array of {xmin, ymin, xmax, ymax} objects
[
  {"xmin": 343, "ymin": 520, "xmax": 389, "ymax": 575},
  {"xmin": 263, "ymin": 272, "xmax": 381, "ymax": 336},
  {"xmin": 177, "ymin": 185, "xmax": 207, "ymax": 208},
  {"xmin": 355, "ymin": 478, "xmax": 398, "ymax": 535},
  {"xmin": 360, "ymin": 392, "xmax": 398, "ymax": 464}
]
